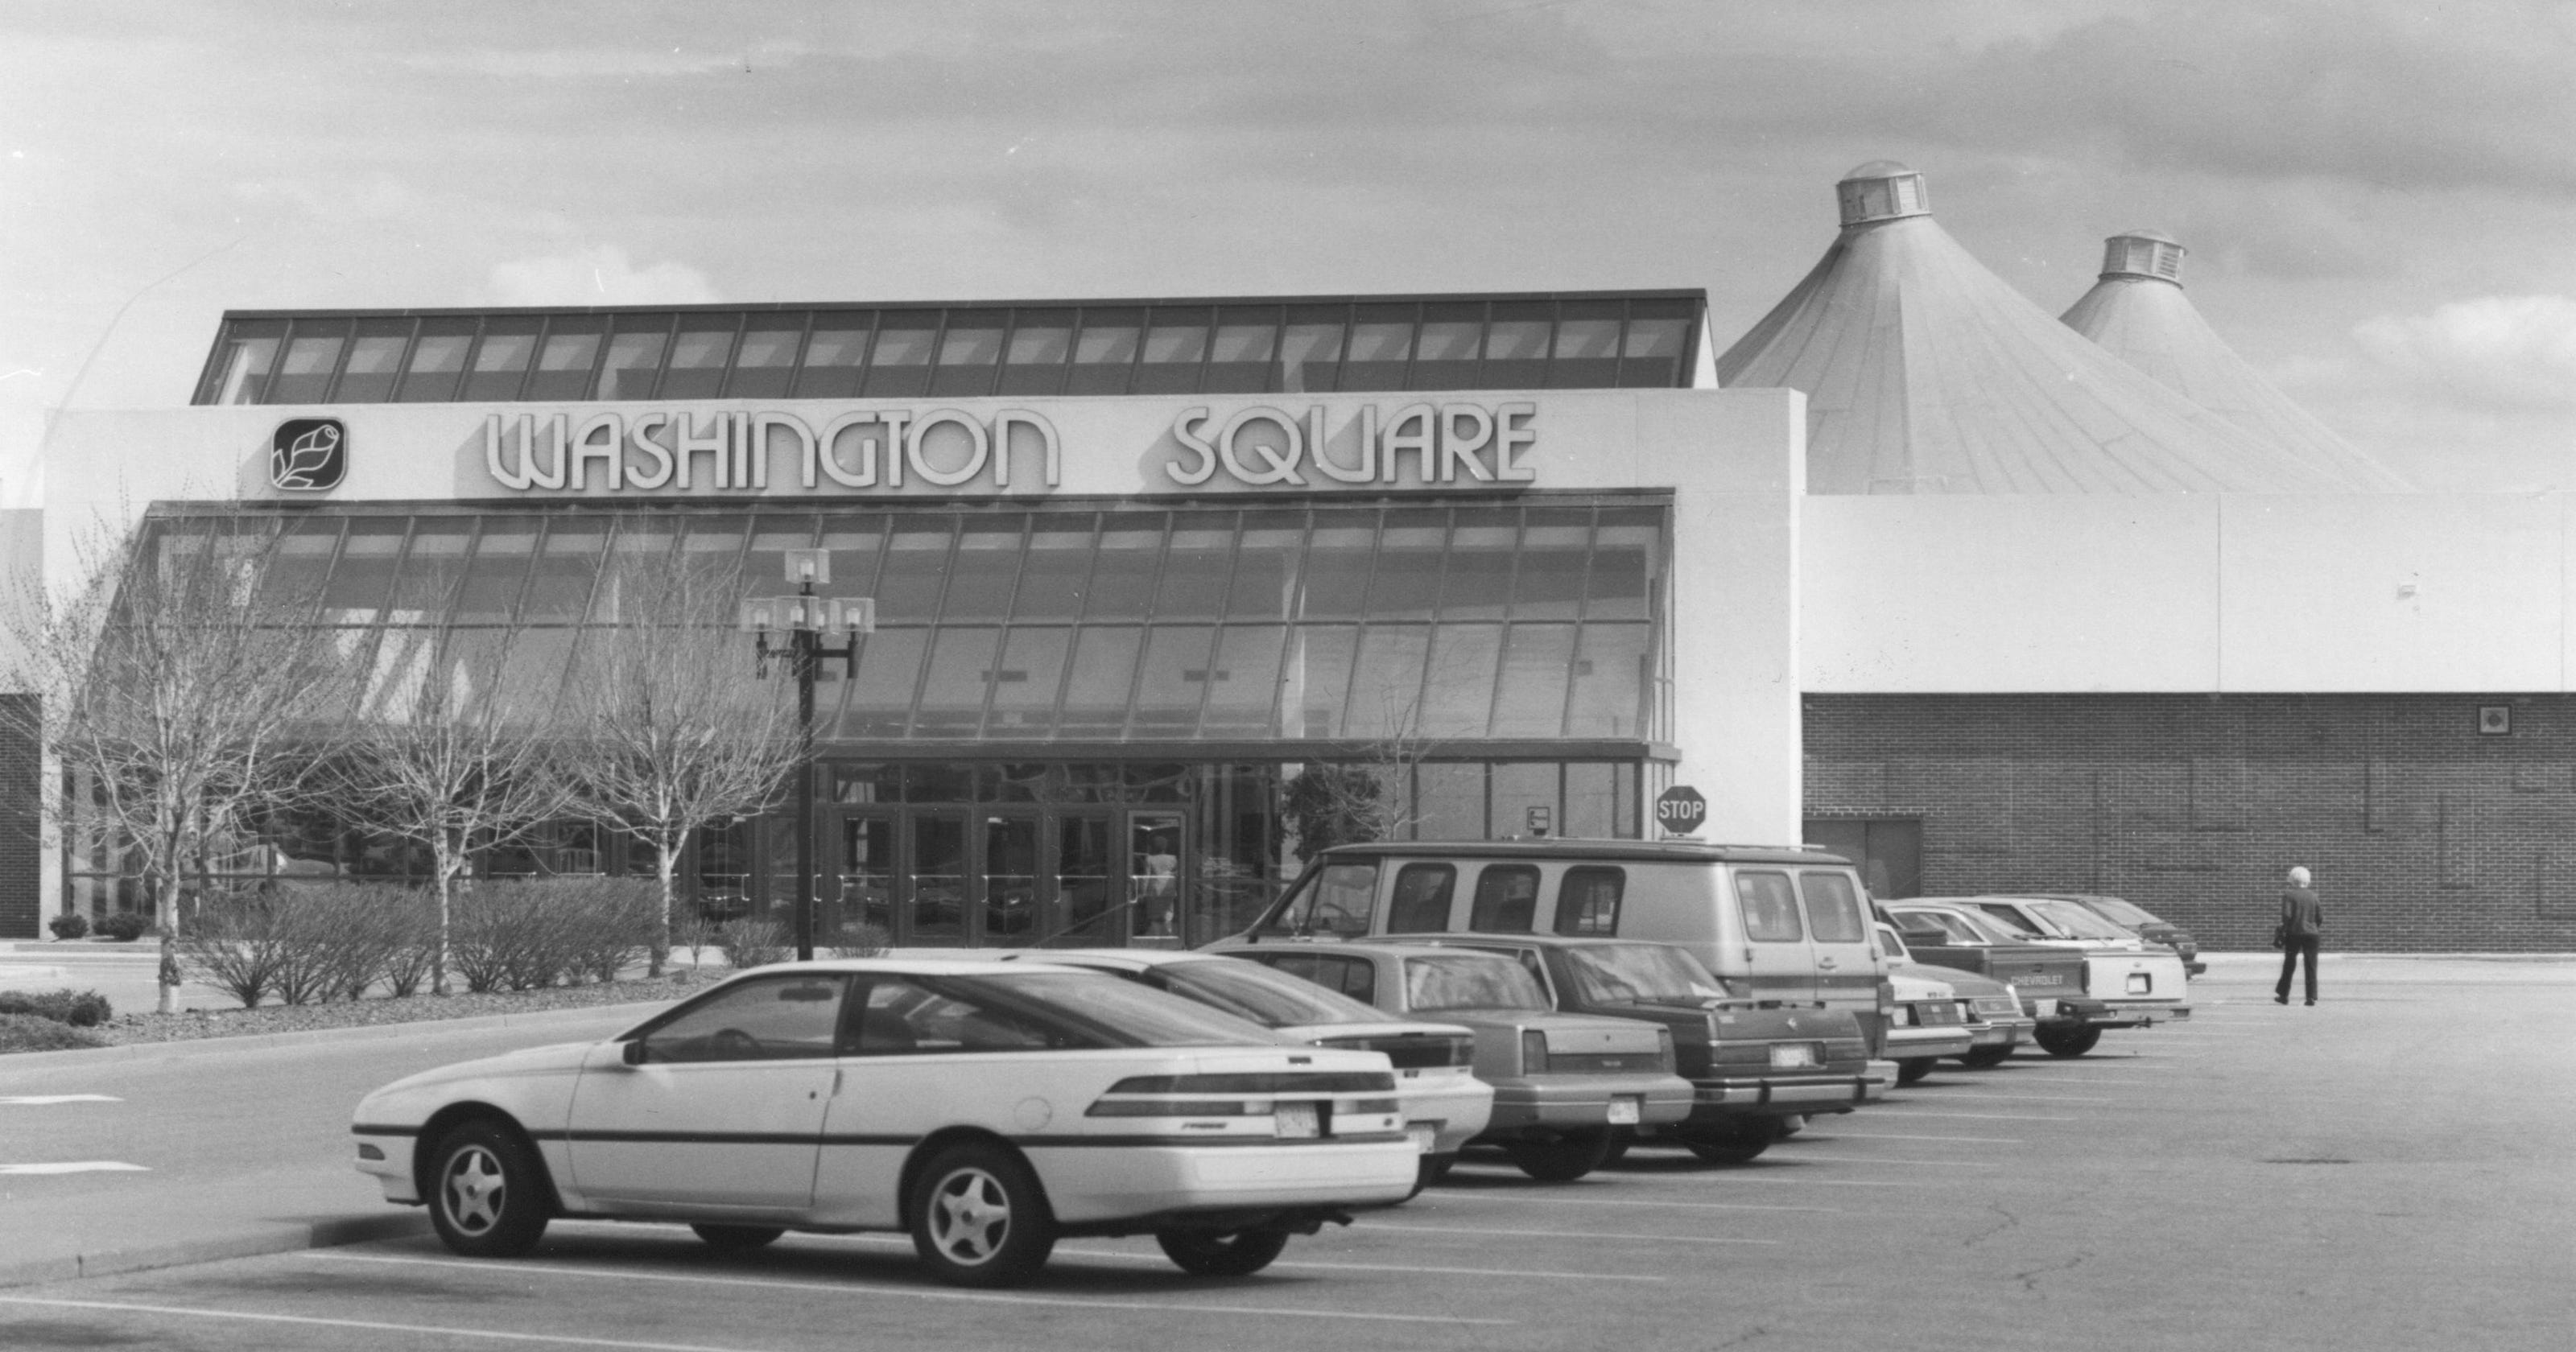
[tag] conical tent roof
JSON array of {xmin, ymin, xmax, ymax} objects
[
  {"xmin": 1718, "ymin": 163, "xmax": 2372, "ymax": 494},
  {"xmin": 2062, "ymin": 233, "xmax": 2408, "ymax": 489}
]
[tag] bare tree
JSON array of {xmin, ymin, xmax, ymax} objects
[
  {"xmin": 339, "ymin": 624, "xmax": 576, "ymax": 995},
  {"xmin": 2, "ymin": 514, "xmax": 352, "ymax": 1013},
  {"xmin": 560, "ymin": 547, "xmax": 803, "ymax": 975},
  {"xmin": 1280, "ymin": 678, "xmax": 1446, "ymax": 864}
]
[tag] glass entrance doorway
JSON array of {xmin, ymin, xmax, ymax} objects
[{"xmin": 828, "ymin": 806, "xmax": 1154, "ymax": 948}]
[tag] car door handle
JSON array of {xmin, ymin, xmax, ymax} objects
[{"xmin": 1818, "ymin": 957, "xmax": 1838, "ymax": 969}]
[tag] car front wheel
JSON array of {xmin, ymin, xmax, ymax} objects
[
  {"xmin": 426, "ymin": 1119, "xmax": 551, "ymax": 1259},
  {"xmin": 1158, "ymin": 1227, "xmax": 1292, "ymax": 1276},
  {"xmin": 909, "ymin": 1144, "xmax": 1056, "ymax": 1288},
  {"xmin": 2033, "ymin": 1024, "xmax": 2103, "ymax": 1057},
  {"xmin": 1504, "ymin": 1127, "xmax": 1613, "ymax": 1181},
  {"xmin": 1680, "ymin": 1123, "xmax": 1773, "ymax": 1164},
  {"xmin": 1959, "ymin": 1045, "xmax": 2015, "ymax": 1069}
]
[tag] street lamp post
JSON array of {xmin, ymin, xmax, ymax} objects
[{"xmin": 740, "ymin": 549, "xmax": 873, "ymax": 961}]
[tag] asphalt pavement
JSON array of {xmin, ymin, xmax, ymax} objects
[{"xmin": 0, "ymin": 951, "xmax": 2570, "ymax": 1350}]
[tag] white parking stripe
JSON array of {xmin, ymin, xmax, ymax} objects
[
  {"xmin": 0, "ymin": 1296, "xmax": 758, "ymax": 1352},
  {"xmin": 0, "ymin": 1094, "xmax": 122, "ymax": 1106},
  {"xmin": 1357, "ymin": 1222, "xmax": 1779, "ymax": 1246},
  {"xmin": 1799, "ymin": 1131, "xmax": 2024, "ymax": 1144},
  {"xmin": 1898, "ymin": 1092, "xmax": 2112, "ymax": 1103},
  {"xmin": 1661, "ymin": 1173, "xmax": 1955, "ymax": 1188},
  {"xmin": 1854, "ymin": 1111, "xmax": 2079, "ymax": 1122},
  {"xmin": 819, "ymin": 1231, "xmax": 1666, "ymax": 1283},
  {"xmin": 0, "ymin": 1161, "xmax": 148, "ymax": 1175},
  {"xmin": 320, "ymin": 1251, "xmax": 1514, "ymax": 1326},
  {"xmin": 1777, "ymin": 1155, "xmax": 2001, "ymax": 1169},
  {"xmin": 1432, "ymin": 1193, "xmax": 1839, "ymax": 1214}
]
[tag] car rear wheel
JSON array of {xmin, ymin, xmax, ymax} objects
[
  {"xmin": 1158, "ymin": 1227, "xmax": 1292, "ymax": 1276},
  {"xmin": 1409, "ymin": 1152, "xmax": 1457, "ymax": 1197},
  {"xmin": 909, "ymin": 1144, "xmax": 1055, "ymax": 1288},
  {"xmin": 1680, "ymin": 1123, "xmax": 1773, "ymax": 1164},
  {"xmin": 426, "ymin": 1119, "xmax": 551, "ymax": 1259},
  {"xmin": 691, "ymin": 1223, "xmax": 785, "ymax": 1251},
  {"xmin": 1959, "ymin": 1045, "xmax": 2015, "ymax": 1069},
  {"xmin": 2034, "ymin": 1024, "xmax": 2103, "ymax": 1057},
  {"xmin": 1894, "ymin": 1057, "xmax": 1936, "ymax": 1085},
  {"xmin": 1599, "ymin": 1128, "xmax": 1633, "ymax": 1166},
  {"xmin": 1505, "ymin": 1127, "xmax": 1614, "ymax": 1182}
]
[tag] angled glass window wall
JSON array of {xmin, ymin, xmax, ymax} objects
[
  {"xmin": 194, "ymin": 293, "xmax": 1706, "ymax": 403},
  {"xmin": 131, "ymin": 497, "xmax": 1666, "ymax": 745}
]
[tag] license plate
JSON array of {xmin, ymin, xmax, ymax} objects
[
  {"xmin": 2127, "ymin": 973, "xmax": 2153, "ymax": 995},
  {"xmin": 1769, "ymin": 1044, "xmax": 1817, "ymax": 1070},
  {"xmin": 1605, "ymin": 1096, "xmax": 1642, "ymax": 1126},
  {"xmin": 1405, "ymin": 1123, "xmax": 1438, "ymax": 1154},
  {"xmin": 1274, "ymin": 1102, "xmax": 1321, "ymax": 1139}
]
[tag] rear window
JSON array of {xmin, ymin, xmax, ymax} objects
[
  {"xmin": 1154, "ymin": 958, "xmax": 1386, "ymax": 1027},
  {"xmin": 1799, "ymin": 871, "xmax": 1868, "ymax": 943},
  {"xmin": 1468, "ymin": 864, "xmax": 1542, "ymax": 932},
  {"xmin": 2026, "ymin": 899, "xmax": 2133, "ymax": 941},
  {"xmin": 1241, "ymin": 951, "xmax": 1381, "ymax": 1005},
  {"xmin": 1560, "ymin": 943, "xmax": 1729, "ymax": 1006},
  {"xmin": 1554, "ymin": 866, "xmax": 1624, "ymax": 936},
  {"xmin": 1387, "ymin": 864, "xmax": 1457, "ymax": 932},
  {"xmin": 1736, "ymin": 870, "xmax": 1804, "ymax": 942},
  {"xmin": 1403, "ymin": 953, "xmax": 1550, "ymax": 1012},
  {"xmin": 937, "ymin": 972, "xmax": 1282, "ymax": 1048},
  {"xmin": 2081, "ymin": 897, "xmax": 2157, "ymax": 927}
]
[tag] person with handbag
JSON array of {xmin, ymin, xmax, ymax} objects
[{"xmin": 2274, "ymin": 866, "xmax": 2324, "ymax": 1005}]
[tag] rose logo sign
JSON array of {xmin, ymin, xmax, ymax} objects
[{"xmin": 270, "ymin": 418, "xmax": 347, "ymax": 491}]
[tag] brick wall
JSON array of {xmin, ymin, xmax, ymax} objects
[
  {"xmin": 1804, "ymin": 694, "xmax": 2576, "ymax": 954},
  {"xmin": 0, "ymin": 695, "xmax": 37, "ymax": 939}
]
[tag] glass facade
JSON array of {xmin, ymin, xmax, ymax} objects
[
  {"xmin": 70, "ymin": 497, "xmax": 1668, "ymax": 939},
  {"xmin": 192, "ymin": 293, "xmax": 1706, "ymax": 405}
]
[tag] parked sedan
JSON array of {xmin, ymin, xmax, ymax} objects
[
  {"xmin": 2039, "ymin": 892, "xmax": 2207, "ymax": 976},
  {"xmin": 1871, "ymin": 922, "xmax": 2031, "ymax": 1068},
  {"xmin": 1368, "ymin": 933, "xmax": 1892, "ymax": 1163},
  {"xmin": 1208, "ymin": 941, "xmax": 1695, "ymax": 1181},
  {"xmin": 352, "ymin": 959, "xmax": 1418, "ymax": 1288},
  {"xmin": 1896, "ymin": 898, "xmax": 2193, "ymax": 1054},
  {"xmin": 996, "ymin": 948, "xmax": 1494, "ymax": 1189}
]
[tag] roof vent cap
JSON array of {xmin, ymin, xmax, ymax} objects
[
  {"xmin": 2100, "ymin": 230, "xmax": 2186, "ymax": 285},
  {"xmin": 1836, "ymin": 161, "xmax": 1930, "ymax": 226}
]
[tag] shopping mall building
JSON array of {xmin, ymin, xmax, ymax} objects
[{"xmin": 14, "ymin": 162, "xmax": 2576, "ymax": 953}]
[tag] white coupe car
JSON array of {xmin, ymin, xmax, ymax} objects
[{"xmin": 352, "ymin": 958, "xmax": 1418, "ymax": 1287}]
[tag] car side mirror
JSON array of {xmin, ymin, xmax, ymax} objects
[{"xmin": 621, "ymin": 1038, "xmax": 649, "ymax": 1066}]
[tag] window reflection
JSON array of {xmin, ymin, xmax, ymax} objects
[
  {"xmin": 931, "ymin": 311, "xmax": 1005, "ymax": 398},
  {"xmin": 798, "ymin": 316, "xmax": 871, "ymax": 398},
  {"xmin": 597, "ymin": 319, "xmax": 671, "ymax": 401},
  {"xmin": 464, "ymin": 319, "xmax": 541, "ymax": 402},
  {"xmin": 1067, "ymin": 309, "xmax": 1141, "ymax": 395},
  {"xmin": 336, "ymin": 320, "xmax": 411, "ymax": 402},
  {"xmin": 865, "ymin": 313, "xmax": 938, "ymax": 398},
  {"xmin": 1342, "ymin": 305, "xmax": 1415, "ymax": 388},
  {"xmin": 1134, "ymin": 309, "xmax": 1211, "ymax": 394},
  {"xmin": 526, "ymin": 320, "xmax": 603, "ymax": 402},
  {"xmin": 399, "ymin": 319, "xmax": 476, "ymax": 402},
  {"xmin": 209, "ymin": 324, "xmax": 283, "ymax": 404},
  {"xmin": 270, "ymin": 328, "xmax": 347, "ymax": 404},
  {"xmin": 998, "ymin": 315, "xmax": 1072, "ymax": 396},
  {"xmin": 730, "ymin": 322, "xmax": 803, "ymax": 398},
  {"xmin": 663, "ymin": 323, "xmax": 736, "ymax": 400}
]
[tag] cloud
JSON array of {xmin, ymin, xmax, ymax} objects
[
  {"xmin": 2355, "ymin": 295, "xmax": 2576, "ymax": 411},
  {"xmin": 485, "ymin": 246, "xmax": 720, "ymax": 306}
]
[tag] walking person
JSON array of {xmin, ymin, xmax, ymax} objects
[{"xmin": 2275, "ymin": 866, "xmax": 2323, "ymax": 1005}]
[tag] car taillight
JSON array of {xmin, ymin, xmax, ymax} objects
[
  {"xmin": 1521, "ymin": 1029, "xmax": 1549, "ymax": 1074},
  {"xmin": 1655, "ymin": 1027, "xmax": 1676, "ymax": 1073},
  {"xmin": 1087, "ymin": 1098, "xmax": 1254, "ymax": 1118},
  {"xmin": 1876, "ymin": 979, "xmax": 1896, "ymax": 1014}
]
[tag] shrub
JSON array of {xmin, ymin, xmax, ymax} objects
[
  {"xmin": 0, "ymin": 1012, "xmax": 106, "ymax": 1053},
  {"xmin": 96, "ymin": 910, "xmax": 154, "ymax": 942},
  {"xmin": 453, "ymin": 877, "xmax": 659, "ymax": 993},
  {"xmin": 717, "ymin": 917, "xmax": 789, "ymax": 971},
  {"xmin": 0, "ymin": 988, "xmax": 114, "ymax": 1028},
  {"xmin": 47, "ymin": 913, "xmax": 89, "ymax": 940},
  {"xmin": 829, "ymin": 921, "xmax": 890, "ymax": 958}
]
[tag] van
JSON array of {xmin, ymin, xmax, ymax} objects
[{"xmin": 1218, "ymin": 840, "xmax": 1893, "ymax": 1051}]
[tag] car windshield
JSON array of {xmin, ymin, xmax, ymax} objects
[
  {"xmin": 2025, "ymin": 900, "xmax": 2136, "ymax": 940},
  {"xmin": 1908, "ymin": 908, "xmax": 2008, "ymax": 943},
  {"xmin": 1953, "ymin": 906, "xmax": 2046, "ymax": 942},
  {"xmin": 1153, "ymin": 958, "xmax": 1387, "ymax": 1028},
  {"xmin": 1404, "ymin": 953, "xmax": 1550, "ymax": 1012},
  {"xmin": 1560, "ymin": 943, "xmax": 1732, "ymax": 1007},
  {"xmin": 1257, "ymin": 861, "xmax": 1377, "ymax": 938},
  {"xmin": 958, "ymin": 971, "xmax": 1286, "ymax": 1047},
  {"xmin": 2079, "ymin": 897, "xmax": 2157, "ymax": 927}
]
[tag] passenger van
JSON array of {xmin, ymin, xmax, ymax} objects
[{"xmin": 1219, "ymin": 841, "xmax": 1893, "ymax": 1051}]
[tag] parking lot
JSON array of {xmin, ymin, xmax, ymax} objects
[{"xmin": 3, "ymin": 954, "xmax": 2568, "ymax": 1352}]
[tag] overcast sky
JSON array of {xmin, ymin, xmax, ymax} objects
[{"xmin": 3, "ymin": 0, "xmax": 2569, "ymax": 497}]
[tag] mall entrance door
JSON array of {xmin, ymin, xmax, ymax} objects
[{"xmin": 829, "ymin": 806, "xmax": 1162, "ymax": 948}]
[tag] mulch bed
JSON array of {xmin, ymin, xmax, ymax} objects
[{"xmin": 13, "ymin": 971, "xmax": 708, "ymax": 1051}]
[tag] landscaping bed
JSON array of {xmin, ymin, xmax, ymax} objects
[{"xmin": 0, "ymin": 971, "xmax": 704, "ymax": 1054}]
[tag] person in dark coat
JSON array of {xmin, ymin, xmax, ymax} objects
[{"xmin": 2275, "ymin": 866, "xmax": 2323, "ymax": 1005}]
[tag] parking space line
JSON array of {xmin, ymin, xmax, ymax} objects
[
  {"xmin": 1773, "ymin": 1155, "xmax": 2001, "ymax": 1169},
  {"xmin": 1799, "ymin": 1131, "xmax": 2023, "ymax": 1144},
  {"xmin": 0, "ymin": 1296, "xmax": 759, "ymax": 1352},
  {"xmin": 0, "ymin": 1094, "xmax": 122, "ymax": 1106},
  {"xmin": 1660, "ymin": 1172, "xmax": 1956, "ymax": 1188},
  {"xmin": 1430, "ymin": 1193, "xmax": 1840, "ymax": 1214},
  {"xmin": 817, "ymin": 1230, "xmax": 1666, "ymax": 1283},
  {"xmin": 1357, "ymin": 1222, "xmax": 1778, "ymax": 1246},
  {"xmin": 1898, "ymin": 1092, "xmax": 2112, "ymax": 1103},
  {"xmin": 320, "ymin": 1251, "xmax": 1515, "ymax": 1325},
  {"xmin": 1861, "ymin": 1111, "xmax": 2080, "ymax": 1122},
  {"xmin": 0, "ymin": 1161, "xmax": 148, "ymax": 1174}
]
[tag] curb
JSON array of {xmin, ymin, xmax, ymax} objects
[
  {"xmin": 0, "ymin": 1212, "xmax": 431, "ymax": 1290},
  {"xmin": 0, "ymin": 1000, "xmax": 676, "ymax": 1070}
]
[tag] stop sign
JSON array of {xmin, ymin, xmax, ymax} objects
[{"xmin": 1655, "ymin": 785, "xmax": 1708, "ymax": 837}]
